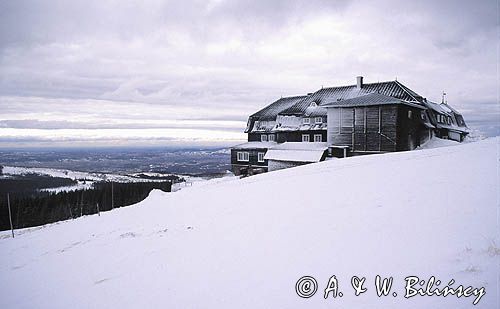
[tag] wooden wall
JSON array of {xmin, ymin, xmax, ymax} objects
[
  {"xmin": 230, "ymin": 148, "xmax": 268, "ymax": 166},
  {"xmin": 248, "ymin": 133, "xmax": 264, "ymax": 142},
  {"xmin": 396, "ymin": 106, "xmax": 428, "ymax": 151},
  {"xmin": 327, "ymin": 105, "xmax": 398, "ymax": 152},
  {"xmin": 277, "ymin": 130, "xmax": 327, "ymax": 143},
  {"xmin": 268, "ymin": 160, "xmax": 306, "ymax": 172}
]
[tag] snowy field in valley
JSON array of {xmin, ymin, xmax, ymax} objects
[{"xmin": 0, "ymin": 138, "xmax": 498, "ymax": 308}]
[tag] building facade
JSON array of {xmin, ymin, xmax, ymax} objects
[{"xmin": 231, "ymin": 76, "xmax": 469, "ymax": 176}]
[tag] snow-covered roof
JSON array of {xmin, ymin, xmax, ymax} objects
[
  {"xmin": 250, "ymin": 96, "xmax": 307, "ymax": 121},
  {"xmin": 245, "ymin": 96, "xmax": 307, "ymax": 133},
  {"xmin": 251, "ymin": 120, "xmax": 276, "ymax": 132},
  {"xmin": 304, "ymin": 104, "xmax": 327, "ymax": 117},
  {"xmin": 280, "ymin": 80, "xmax": 423, "ymax": 115},
  {"xmin": 264, "ymin": 142, "xmax": 327, "ymax": 162},
  {"xmin": 271, "ymin": 142, "xmax": 327, "ymax": 150},
  {"xmin": 423, "ymin": 101, "xmax": 468, "ymax": 132},
  {"xmin": 424, "ymin": 101, "xmax": 452, "ymax": 114},
  {"xmin": 232, "ymin": 142, "xmax": 277, "ymax": 149},
  {"xmin": 322, "ymin": 93, "xmax": 426, "ymax": 109}
]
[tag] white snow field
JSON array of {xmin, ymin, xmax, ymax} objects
[{"xmin": 1, "ymin": 138, "xmax": 498, "ymax": 308}]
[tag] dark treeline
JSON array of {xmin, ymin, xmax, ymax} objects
[
  {"xmin": 0, "ymin": 173, "xmax": 77, "ymax": 194},
  {"xmin": 0, "ymin": 177, "xmax": 171, "ymax": 231}
]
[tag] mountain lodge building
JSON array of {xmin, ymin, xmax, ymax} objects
[{"xmin": 231, "ymin": 76, "xmax": 469, "ymax": 176}]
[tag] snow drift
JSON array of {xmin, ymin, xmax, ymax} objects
[{"xmin": 0, "ymin": 138, "xmax": 498, "ymax": 308}]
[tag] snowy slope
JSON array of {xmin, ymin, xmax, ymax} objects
[{"xmin": 0, "ymin": 138, "xmax": 498, "ymax": 309}]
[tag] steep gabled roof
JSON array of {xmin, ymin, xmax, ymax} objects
[
  {"xmin": 280, "ymin": 80, "xmax": 423, "ymax": 115},
  {"xmin": 424, "ymin": 101, "xmax": 452, "ymax": 114},
  {"xmin": 322, "ymin": 93, "xmax": 426, "ymax": 109},
  {"xmin": 250, "ymin": 95, "xmax": 307, "ymax": 121},
  {"xmin": 424, "ymin": 101, "xmax": 468, "ymax": 131}
]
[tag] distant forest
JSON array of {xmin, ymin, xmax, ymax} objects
[{"xmin": 0, "ymin": 173, "xmax": 175, "ymax": 231}]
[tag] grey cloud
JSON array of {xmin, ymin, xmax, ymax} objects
[
  {"xmin": 0, "ymin": 119, "xmax": 245, "ymax": 132},
  {"xmin": 0, "ymin": 0, "xmax": 498, "ymax": 147},
  {"xmin": 0, "ymin": 0, "xmax": 351, "ymax": 49}
]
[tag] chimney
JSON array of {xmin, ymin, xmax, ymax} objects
[{"xmin": 356, "ymin": 76, "xmax": 363, "ymax": 89}]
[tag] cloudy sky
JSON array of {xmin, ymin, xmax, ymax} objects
[{"xmin": 0, "ymin": 0, "xmax": 498, "ymax": 148}]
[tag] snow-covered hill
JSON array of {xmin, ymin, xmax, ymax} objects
[{"xmin": 0, "ymin": 138, "xmax": 498, "ymax": 308}]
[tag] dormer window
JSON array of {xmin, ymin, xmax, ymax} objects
[
  {"xmin": 315, "ymin": 117, "xmax": 322, "ymax": 124},
  {"xmin": 310, "ymin": 102, "xmax": 318, "ymax": 107},
  {"xmin": 303, "ymin": 118, "xmax": 310, "ymax": 124}
]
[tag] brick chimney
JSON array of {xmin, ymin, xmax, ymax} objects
[{"xmin": 356, "ymin": 76, "xmax": 363, "ymax": 89}]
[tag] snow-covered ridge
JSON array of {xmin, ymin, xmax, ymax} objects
[
  {"xmin": 1, "ymin": 165, "xmax": 221, "ymax": 193},
  {"xmin": 2, "ymin": 165, "xmax": 158, "ymax": 182},
  {"xmin": 0, "ymin": 138, "xmax": 498, "ymax": 308}
]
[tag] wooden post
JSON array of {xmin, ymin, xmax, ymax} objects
[
  {"xmin": 80, "ymin": 190, "xmax": 84, "ymax": 217},
  {"xmin": 7, "ymin": 193, "xmax": 14, "ymax": 238},
  {"xmin": 97, "ymin": 202, "xmax": 100, "ymax": 216},
  {"xmin": 111, "ymin": 182, "xmax": 114, "ymax": 210},
  {"xmin": 15, "ymin": 202, "xmax": 20, "ymax": 229}
]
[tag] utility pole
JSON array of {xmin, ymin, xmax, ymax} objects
[
  {"xmin": 7, "ymin": 193, "xmax": 14, "ymax": 238},
  {"xmin": 97, "ymin": 202, "xmax": 100, "ymax": 216}
]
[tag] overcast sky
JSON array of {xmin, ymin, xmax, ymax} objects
[{"xmin": 0, "ymin": 0, "xmax": 498, "ymax": 148}]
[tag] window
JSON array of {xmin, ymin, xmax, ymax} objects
[
  {"xmin": 447, "ymin": 117, "xmax": 451, "ymax": 125},
  {"xmin": 340, "ymin": 108, "xmax": 354, "ymax": 133},
  {"xmin": 408, "ymin": 110, "xmax": 412, "ymax": 119},
  {"xmin": 303, "ymin": 118, "xmax": 310, "ymax": 124},
  {"xmin": 302, "ymin": 134, "xmax": 310, "ymax": 142},
  {"xmin": 237, "ymin": 152, "xmax": 249, "ymax": 162},
  {"xmin": 258, "ymin": 152, "xmax": 265, "ymax": 163},
  {"xmin": 315, "ymin": 117, "xmax": 323, "ymax": 124},
  {"xmin": 261, "ymin": 134, "xmax": 268, "ymax": 142},
  {"xmin": 314, "ymin": 134, "xmax": 322, "ymax": 142},
  {"xmin": 268, "ymin": 134, "xmax": 275, "ymax": 142}
]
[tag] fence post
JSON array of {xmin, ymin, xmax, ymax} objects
[
  {"xmin": 97, "ymin": 202, "xmax": 100, "ymax": 216},
  {"xmin": 111, "ymin": 182, "xmax": 114, "ymax": 210},
  {"xmin": 80, "ymin": 190, "xmax": 84, "ymax": 217},
  {"xmin": 15, "ymin": 202, "xmax": 20, "ymax": 229},
  {"xmin": 7, "ymin": 193, "xmax": 14, "ymax": 238}
]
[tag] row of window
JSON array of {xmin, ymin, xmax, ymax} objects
[
  {"xmin": 303, "ymin": 117, "xmax": 323, "ymax": 124},
  {"xmin": 303, "ymin": 134, "xmax": 322, "ymax": 142},
  {"xmin": 261, "ymin": 134, "xmax": 276, "ymax": 142},
  {"xmin": 436, "ymin": 114, "xmax": 452, "ymax": 125},
  {"xmin": 260, "ymin": 134, "xmax": 323, "ymax": 142},
  {"xmin": 237, "ymin": 152, "xmax": 265, "ymax": 163}
]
